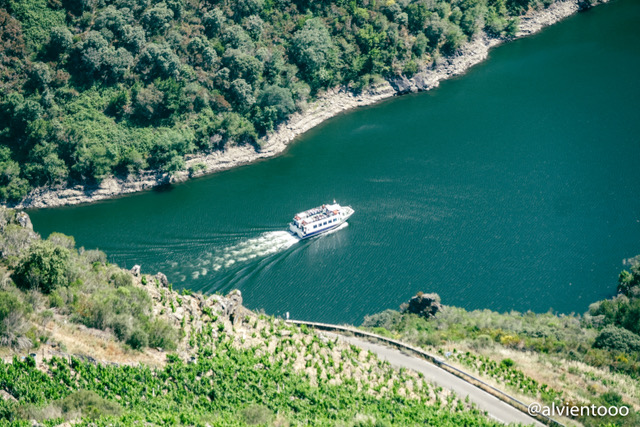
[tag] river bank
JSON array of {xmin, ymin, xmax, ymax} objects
[{"xmin": 13, "ymin": 0, "xmax": 603, "ymax": 209}]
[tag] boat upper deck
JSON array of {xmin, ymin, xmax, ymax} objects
[{"xmin": 294, "ymin": 204, "xmax": 341, "ymax": 224}]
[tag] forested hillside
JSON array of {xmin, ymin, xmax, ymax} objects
[{"xmin": 1, "ymin": 0, "xmax": 555, "ymax": 202}]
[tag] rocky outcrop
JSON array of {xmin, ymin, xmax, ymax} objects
[
  {"xmin": 131, "ymin": 265, "xmax": 141, "ymax": 276},
  {"xmin": 401, "ymin": 292, "xmax": 443, "ymax": 319},
  {"xmin": 0, "ymin": 208, "xmax": 39, "ymax": 258},
  {"xmin": 8, "ymin": 0, "xmax": 607, "ymax": 210},
  {"xmin": 15, "ymin": 212, "xmax": 33, "ymax": 230},
  {"xmin": 221, "ymin": 289, "xmax": 243, "ymax": 324},
  {"xmin": 156, "ymin": 272, "xmax": 169, "ymax": 287}
]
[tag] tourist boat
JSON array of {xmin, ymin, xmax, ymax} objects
[{"xmin": 289, "ymin": 201, "xmax": 354, "ymax": 239}]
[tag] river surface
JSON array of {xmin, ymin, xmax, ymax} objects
[{"xmin": 29, "ymin": 0, "xmax": 640, "ymax": 324}]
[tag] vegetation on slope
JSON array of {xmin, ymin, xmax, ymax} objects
[
  {"xmin": 361, "ymin": 257, "xmax": 640, "ymax": 426},
  {"xmin": 0, "ymin": 337, "xmax": 498, "ymax": 426},
  {"xmin": 0, "ymin": 209, "xmax": 501, "ymax": 425},
  {"xmin": 0, "ymin": 0, "xmax": 560, "ymax": 202},
  {"xmin": 0, "ymin": 207, "xmax": 178, "ymax": 351}
]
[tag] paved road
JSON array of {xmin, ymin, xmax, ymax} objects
[{"xmin": 323, "ymin": 332, "xmax": 544, "ymax": 426}]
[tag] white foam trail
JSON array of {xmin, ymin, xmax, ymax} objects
[
  {"xmin": 190, "ymin": 231, "xmax": 300, "ymax": 275},
  {"xmin": 184, "ymin": 224, "xmax": 348, "ymax": 279}
]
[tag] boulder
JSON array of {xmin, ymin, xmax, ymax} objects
[
  {"xmin": 390, "ymin": 75, "xmax": 415, "ymax": 94},
  {"xmin": 224, "ymin": 289, "xmax": 243, "ymax": 324},
  {"xmin": 401, "ymin": 292, "xmax": 442, "ymax": 318},
  {"xmin": 131, "ymin": 265, "xmax": 141, "ymax": 276},
  {"xmin": 156, "ymin": 272, "xmax": 169, "ymax": 287},
  {"xmin": 16, "ymin": 212, "xmax": 33, "ymax": 230}
]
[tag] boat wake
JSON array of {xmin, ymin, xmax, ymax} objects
[
  {"xmin": 170, "ymin": 223, "xmax": 349, "ymax": 283},
  {"xmin": 177, "ymin": 231, "xmax": 300, "ymax": 281}
]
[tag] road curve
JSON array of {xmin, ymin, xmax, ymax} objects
[{"xmin": 323, "ymin": 332, "xmax": 544, "ymax": 426}]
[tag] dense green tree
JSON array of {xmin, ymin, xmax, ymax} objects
[
  {"xmin": 425, "ymin": 15, "xmax": 446, "ymax": 48},
  {"xmin": 233, "ymin": 0, "xmax": 264, "ymax": 19},
  {"xmin": 413, "ymin": 33, "xmax": 429, "ymax": 58},
  {"xmin": 229, "ymin": 78, "xmax": 256, "ymax": 109},
  {"xmin": 94, "ymin": 6, "xmax": 132, "ymax": 38},
  {"xmin": 441, "ymin": 25, "xmax": 466, "ymax": 55},
  {"xmin": 221, "ymin": 112, "xmax": 257, "ymax": 145},
  {"xmin": 187, "ymin": 37, "xmax": 218, "ymax": 69},
  {"xmin": 136, "ymin": 43, "xmax": 181, "ymax": 81},
  {"xmin": 132, "ymin": 83, "xmax": 165, "ymax": 123},
  {"xmin": 71, "ymin": 142, "xmax": 117, "ymax": 183},
  {"xmin": 28, "ymin": 63, "xmax": 52, "ymax": 91},
  {"xmin": 0, "ymin": 148, "xmax": 29, "ymax": 202},
  {"xmin": 244, "ymin": 14, "xmax": 264, "ymax": 39},
  {"xmin": 257, "ymin": 85, "xmax": 295, "ymax": 122},
  {"xmin": 121, "ymin": 24, "xmax": 146, "ymax": 53},
  {"xmin": 148, "ymin": 130, "xmax": 193, "ymax": 173},
  {"xmin": 593, "ymin": 326, "xmax": 640, "ymax": 354},
  {"xmin": 13, "ymin": 240, "xmax": 71, "ymax": 294},
  {"xmin": 23, "ymin": 143, "xmax": 69, "ymax": 186},
  {"xmin": 223, "ymin": 49, "xmax": 263, "ymax": 84},
  {"xmin": 203, "ymin": 8, "xmax": 226, "ymax": 38},
  {"xmin": 47, "ymin": 26, "xmax": 74, "ymax": 58},
  {"xmin": 142, "ymin": 3, "xmax": 174, "ymax": 36},
  {"xmin": 221, "ymin": 24, "xmax": 254, "ymax": 49},
  {"xmin": 290, "ymin": 18, "xmax": 337, "ymax": 89},
  {"xmin": 407, "ymin": 1, "xmax": 430, "ymax": 33}
]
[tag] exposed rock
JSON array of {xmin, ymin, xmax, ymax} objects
[
  {"xmin": 131, "ymin": 265, "xmax": 141, "ymax": 277},
  {"xmin": 224, "ymin": 290, "xmax": 243, "ymax": 324},
  {"xmin": 156, "ymin": 273, "xmax": 169, "ymax": 287},
  {"xmin": 390, "ymin": 76, "xmax": 415, "ymax": 94},
  {"xmin": 0, "ymin": 390, "xmax": 17, "ymax": 402},
  {"xmin": 402, "ymin": 292, "xmax": 442, "ymax": 319},
  {"xmin": 16, "ymin": 212, "xmax": 33, "ymax": 230}
]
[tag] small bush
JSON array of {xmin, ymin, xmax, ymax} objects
[
  {"xmin": 13, "ymin": 241, "xmax": 70, "ymax": 294},
  {"xmin": 60, "ymin": 390, "xmax": 122, "ymax": 420},
  {"xmin": 500, "ymin": 358, "xmax": 515, "ymax": 368},
  {"xmin": 593, "ymin": 326, "xmax": 640, "ymax": 354},
  {"xmin": 241, "ymin": 404, "xmax": 273, "ymax": 425},
  {"xmin": 47, "ymin": 232, "xmax": 75, "ymax": 249},
  {"xmin": 111, "ymin": 271, "xmax": 133, "ymax": 288},
  {"xmin": 127, "ymin": 328, "xmax": 149, "ymax": 349},
  {"xmin": 148, "ymin": 318, "xmax": 178, "ymax": 350}
]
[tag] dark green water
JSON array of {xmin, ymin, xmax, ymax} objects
[{"xmin": 29, "ymin": 0, "xmax": 640, "ymax": 324}]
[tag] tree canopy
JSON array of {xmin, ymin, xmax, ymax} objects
[{"xmin": 0, "ymin": 0, "xmax": 544, "ymax": 202}]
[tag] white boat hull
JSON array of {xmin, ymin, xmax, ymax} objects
[{"xmin": 289, "ymin": 206, "xmax": 354, "ymax": 239}]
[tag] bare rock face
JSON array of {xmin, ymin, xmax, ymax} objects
[
  {"xmin": 401, "ymin": 292, "xmax": 442, "ymax": 318},
  {"xmin": 16, "ymin": 212, "xmax": 33, "ymax": 230},
  {"xmin": 224, "ymin": 290, "xmax": 243, "ymax": 324},
  {"xmin": 156, "ymin": 272, "xmax": 169, "ymax": 287},
  {"xmin": 131, "ymin": 265, "xmax": 141, "ymax": 276}
]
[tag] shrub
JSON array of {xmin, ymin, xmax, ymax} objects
[
  {"xmin": 127, "ymin": 327, "xmax": 149, "ymax": 349},
  {"xmin": 47, "ymin": 26, "xmax": 73, "ymax": 58},
  {"xmin": 111, "ymin": 271, "xmax": 133, "ymax": 288},
  {"xmin": 47, "ymin": 233, "xmax": 75, "ymax": 249},
  {"xmin": 148, "ymin": 318, "xmax": 178, "ymax": 350},
  {"xmin": 500, "ymin": 358, "xmax": 515, "ymax": 368},
  {"xmin": 61, "ymin": 390, "xmax": 122, "ymax": 420},
  {"xmin": 593, "ymin": 326, "xmax": 640, "ymax": 354},
  {"xmin": 13, "ymin": 241, "xmax": 70, "ymax": 294},
  {"xmin": 241, "ymin": 404, "xmax": 273, "ymax": 425}
]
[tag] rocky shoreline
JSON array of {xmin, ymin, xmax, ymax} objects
[{"xmin": 13, "ymin": 0, "xmax": 602, "ymax": 209}]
